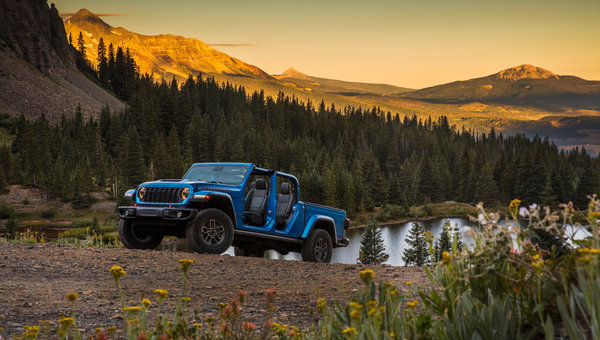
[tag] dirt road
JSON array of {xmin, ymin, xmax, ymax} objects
[{"xmin": 0, "ymin": 242, "xmax": 431, "ymax": 337}]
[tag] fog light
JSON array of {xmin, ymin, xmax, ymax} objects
[{"xmin": 177, "ymin": 211, "xmax": 183, "ymax": 218}]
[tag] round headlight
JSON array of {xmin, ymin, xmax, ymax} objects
[
  {"xmin": 137, "ymin": 187, "xmax": 146, "ymax": 199},
  {"xmin": 181, "ymin": 188, "xmax": 190, "ymax": 200}
]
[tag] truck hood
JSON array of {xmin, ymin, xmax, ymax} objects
[{"xmin": 138, "ymin": 179, "xmax": 238, "ymax": 190}]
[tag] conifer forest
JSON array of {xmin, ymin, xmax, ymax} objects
[{"xmin": 1, "ymin": 41, "xmax": 598, "ymax": 215}]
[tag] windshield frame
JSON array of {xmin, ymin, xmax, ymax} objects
[{"xmin": 182, "ymin": 164, "xmax": 250, "ymax": 185}]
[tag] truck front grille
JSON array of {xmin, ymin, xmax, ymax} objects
[{"xmin": 141, "ymin": 187, "xmax": 183, "ymax": 203}]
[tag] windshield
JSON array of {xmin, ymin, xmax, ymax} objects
[{"xmin": 182, "ymin": 164, "xmax": 249, "ymax": 185}]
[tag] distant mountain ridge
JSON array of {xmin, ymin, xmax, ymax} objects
[
  {"xmin": 399, "ymin": 64, "xmax": 600, "ymax": 111},
  {"xmin": 274, "ymin": 67, "xmax": 413, "ymax": 96},
  {"xmin": 64, "ymin": 9, "xmax": 272, "ymax": 81}
]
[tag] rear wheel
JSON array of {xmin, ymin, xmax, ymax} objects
[
  {"xmin": 301, "ymin": 229, "xmax": 332, "ymax": 263},
  {"xmin": 118, "ymin": 219, "xmax": 164, "ymax": 249},
  {"xmin": 187, "ymin": 209, "xmax": 234, "ymax": 254},
  {"xmin": 234, "ymin": 246, "xmax": 265, "ymax": 258}
]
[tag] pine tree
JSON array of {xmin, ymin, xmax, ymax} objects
[
  {"xmin": 125, "ymin": 127, "xmax": 146, "ymax": 186},
  {"xmin": 97, "ymin": 37, "xmax": 108, "ymax": 84},
  {"xmin": 5, "ymin": 213, "xmax": 17, "ymax": 240},
  {"xmin": 402, "ymin": 222, "xmax": 430, "ymax": 266},
  {"xmin": 435, "ymin": 221, "xmax": 452, "ymax": 260},
  {"xmin": 357, "ymin": 221, "xmax": 389, "ymax": 265},
  {"xmin": 77, "ymin": 32, "xmax": 86, "ymax": 58},
  {"xmin": 452, "ymin": 225, "xmax": 463, "ymax": 252}
]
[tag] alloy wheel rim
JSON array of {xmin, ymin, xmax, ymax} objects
[
  {"xmin": 315, "ymin": 238, "xmax": 328, "ymax": 262},
  {"xmin": 200, "ymin": 219, "xmax": 225, "ymax": 245}
]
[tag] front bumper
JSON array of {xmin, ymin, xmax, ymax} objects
[{"xmin": 118, "ymin": 206, "xmax": 198, "ymax": 222}]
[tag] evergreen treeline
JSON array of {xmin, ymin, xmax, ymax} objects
[{"xmin": 0, "ymin": 37, "xmax": 598, "ymax": 214}]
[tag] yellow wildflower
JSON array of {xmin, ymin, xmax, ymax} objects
[
  {"xmin": 65, "ymin": 292, "xmax": 79, "ymax": 302},
  {"xmin": 359, "ymin": 269, "xmax": 375, "ymax": 284},
  {"xmin": 154, "ymin": 289, "xmax": 169, "ymax": 301},
  {"xmin": 23, "ymin": 325, "xmax": 40, "ymax": 338},
  {"xmin": 390, "ymin": 332, "xmax": 396, "ymax": 338},
  {"xmin": 349, "ymin": 302, "xmax": 364, "ymax": 310},
  {"xmin": 107, "ymin": 326, "xmax": 117, "ymax": 334},
  {"xmin": 123, "ymin": 306, "xmax": 142, "ymax": 313},
  {"xmin": 217, "ymin": 302, "xmax": 228, "ymax": 309},
  {"xmin": 58, "ymin": 317, "xmax": 74, "ymax": 326},
  {"xmin": 532, "ymin": 253, "xmax": 540, "ymax": 260},
  {"xmin": 109, "ymin": 266, "xmax": 126, "ymax": 281},
  {"xmin": 205, "ymin": 316, "xmax": 215, "ymax": 323},
  {"xmin": 350, "ymin": 309, "xmax": 361, "ymax": 319},
  {"xmin": 579, "ymin": 255, "xmax": 594, "ymax": 265},
  {"xmin": 95, "ymin": 328, "xmax": 102, "ymax": 334},
  {"xmin": 406, "ymin": 300, "xmax": 418, "ymax": 308},
  {"xmin": 509, "ymin": 199, "xmax": 521, "ymax": 210},
  {"xmin": 142, "ymin": 299, "xmax": 151, "ymax": 308},
  {"xmin": 342, "ymin": 327, "xmax": 358, "ymax": 336},
  {"xmin": 405, "ymin": 281, "xmax": 412, "ymax": 286},
  {"xmin": 532, "ymin": 258, "xmax": 544, "ymax": 269},
  {"xmin": 178, "ymin": 259, "xmax": 194, "ymax": 273},
  {"xmin": 317, "ymin": 298, "xmax": 327, "ymax": 313},
  {"xmin": 368, "ymin": 300, "xmax": 377, "ymax": 309},
  {"xmin": 442, "ymin": 251, "xmax": 452, "ymax": 264},
  {"xmin": 194, "ymin": 323, "xmax": 203, "ymax": 328}
]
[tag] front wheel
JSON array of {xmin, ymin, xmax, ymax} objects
[
  {"xmin": 118, "ymin": 219, "xmax": 164, "ymax": 249},
  {"xmin": 301, "ymin": 229, "xmax": 332, "ymax": 263},
  {"xmin": 187, "ymin": 209, "xmax": 234, "ymax": 254}
]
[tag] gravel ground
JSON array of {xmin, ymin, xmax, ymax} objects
[{"xmin": 0, "ymin": 242, "xmax": 431, "ymax": 337}]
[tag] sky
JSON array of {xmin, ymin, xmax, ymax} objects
[{"xmin": 54, "ymin": 0, "xmax": 600, "ymax": 89}]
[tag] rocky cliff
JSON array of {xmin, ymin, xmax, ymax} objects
[
  {"xmin": 0, "ymin": 0, "xmax": 124, "ymax": 121},
  {"xmin": 0, "ymin": 0, "xmax": 73, "ymax": 76}
]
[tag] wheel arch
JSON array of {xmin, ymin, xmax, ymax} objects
[
  {"xmin": 302, "ymin": 216, "xmax": 335, "ymax": 243},
  {"xmin": 193, "ymin": 193, "xmax": 237, "ymax": 227}
]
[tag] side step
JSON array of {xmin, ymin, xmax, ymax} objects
[{"xmin": 234, "ymin": 230, "xmax": 303, "ymax": 244}]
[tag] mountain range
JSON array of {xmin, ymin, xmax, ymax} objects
[
  {"xmin": 399, "ymin": 64, "xmax": 600, "ymax": 112},
  {"xmin": 64, "ymin": 9, "xmax": 271, "ymax": 81},
  {"xmin": 1, "ymin": 5, "xmax": 599, "ymax": 152}
]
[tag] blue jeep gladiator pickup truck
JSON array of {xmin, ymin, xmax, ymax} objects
[{"xmin": 118, "ymin": 163, "xmax": 350, "ymax": 262}]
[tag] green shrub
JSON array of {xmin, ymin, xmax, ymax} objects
[
  {"xmin": 71, "ymin": 218, "xmax": 94, "ymax": 229},
  {"xmin": 71, "ymin": 194, "xmax": 96, "ymax": 210},
  {"xmin": 40, "ymin": 209, "xmax": 56, "ymax": 219},
  {"xmin": 0, "ymin": 202, "xmax": 14, "ymax": 219}
]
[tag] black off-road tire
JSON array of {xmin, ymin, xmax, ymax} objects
[
  {"xmin": 187, "ymin": 209, "xmax": 234, "ymax": 254},
  {"xmin": 118, "ymin": 219, "xmax": 164, "ymax": 249},
  {"xmin": 234, "ymin": 246, "xmax": 266, "ymax": 258},
  {"xmin": 301, "ymin": 229, "xmax": 333, "ymax": 263}
]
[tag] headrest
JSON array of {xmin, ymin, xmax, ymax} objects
[
  {"xmin": 248, "ymin": 182, "xmax": 256, "ymax": 190},
  {"xmin": 255, "ymin": 178, "xmax": 267, "ymax": 190},
  {"xmin": 280, "ymin": 182, "xmax": 291, "ymax": 194}
]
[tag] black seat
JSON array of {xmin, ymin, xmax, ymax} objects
[
  {"xmin": 244, "ymin": 178, "xmax": 268, "ymax": 225},
  {"xmin": 276, "ymin": 182, "xmax": 294, "ymax": 226},
  {"xmin": 244, "ymin": 181, "xmax": 256, "ymax": 211}
]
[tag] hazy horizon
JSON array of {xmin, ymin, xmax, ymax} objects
[{"xmin": 54, "ymin": 0, "xmax": 600, "ymax": 88}]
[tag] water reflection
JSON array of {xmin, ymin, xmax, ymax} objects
[{"xmin": 245, "ymin": 218, "xmax": 478, "ymax": 266}]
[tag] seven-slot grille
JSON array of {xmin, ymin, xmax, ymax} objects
[{"xmin": 141, "ymin": 187, "xmax": 184, "ymax": 203}]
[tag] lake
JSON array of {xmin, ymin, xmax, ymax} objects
[{"xmin": 225, "ymin": 217, "xmax": 478, "ymax": 266}]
